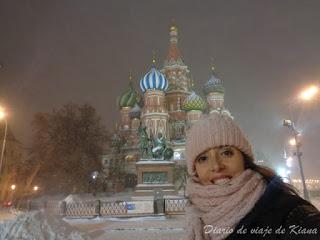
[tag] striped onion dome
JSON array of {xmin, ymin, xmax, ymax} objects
[
  {"xmin": 183, "ymin": 91, "xmax": 207, "ymax": 112},
  {"xmin": 140, "ymin": 67, "xmax": 168, "ymax": 93},
  {"xmin": 129, "ymin": 104, "xmax": 141, "ymax": 119},
  {"xmin": 118, "ymin": 82, "xmax": 137, "ymax": 109},
  {"xmin": 203, "ymin": 72, "xmax": 225, "ymax": 95}
]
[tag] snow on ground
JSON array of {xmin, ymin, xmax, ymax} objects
[
  {"xmin": 0, "ymin": 210, "xmax": 91, "ymax": 240},
  {"xmin": 92, "ymin": 229, "xmax": 185, "ymax": 240},
  {"xmin": 66, "ymin": 215, "xmax": 186, "ymax": 240},
  {"xmin": 64, "ymin": 194, "xmax": 88, "ymax": 204},
  {"xmin": 0, "ymin": 208, "xmax": 16, "ymax": 223},
  {"xmin": 1, "ymin": 192, "xmax": 317, "ymax": 240}
]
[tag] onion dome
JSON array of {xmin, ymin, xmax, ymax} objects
[
  {"xmin": 140, "ymin": 67, "xmax": 168, "ymax": 93},
  {"xmin": 118, "ymin": 82, "xmax": 137, "ymax": 109},
  {"xmin": 129, "ymin": 104, "xmax": 141, "ymax": 119},
  {"xmin": 183, "ymin": 91, "xmax": 207, "ymax": 112},
  {"xmin": 203, "ymin": 67, "xmax": 225, "ymax": 95}
]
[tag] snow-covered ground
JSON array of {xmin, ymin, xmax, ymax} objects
[
  {"xmin": 0, "ymin": 208, "xmax": 16, "ymax": 223},
  {"xmin": 66, "ymin": 215, "xmax": 186, "ymax": 240},
  {"xmin": 0, "ymin": 194, "xmax": 319, "ymax": 240},
  {"xmin": 0, "ymin": 209, "xmax": 186, "ymax": 240},
  {"xmin": 0, "ymin": 209, "xmax": 90, "ymax": 240}
]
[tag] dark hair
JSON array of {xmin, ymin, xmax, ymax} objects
[{"xmin": 242, "ymin": 153, "xmax": 299, "ymax": 195}]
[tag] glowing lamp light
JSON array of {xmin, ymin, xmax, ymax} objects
[
  {"xmin": 300, "ymin": 85, "xmax": 319, "ymax": 101},
  {"xmin": 33, "ymin": 186, "xmax": 39, "ymax": 191},
  {"xmin": 277, "ymin": 167, "xmax": 288, "ymax": 179},
  {"xmin": 10, "ymin": 184, "xmax": 16, "ymax": 190},
  {"xmin": 91, "ymin": 171, "xmax": 99, "ymax": 180},
  {"xmin": 289, "ymin": 138, "xmax": 296, "ymax": 146},
  {"xmin": 0, "ymin": 107, "xmax": 6, "ymax": 119},
  {"xmin": 286, "ymin": 156, "xmax": 293, "ymax": 168}
]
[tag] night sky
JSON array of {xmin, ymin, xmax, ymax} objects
[{"xmin": 1, "ymin": 1, "xmax": 320, "ymax": 178}]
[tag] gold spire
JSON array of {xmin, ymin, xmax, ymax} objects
[
  {"xmin": 210, "ymin": 57, "xmax": 216, "ymax": 72},
  {"xmin": 190, "ymin": 74, "xmax": 195, "ymax": 90},
  {"xmin": 152, "ymin": 50, "xmax": 157, "ymax": 66},
  {"xmin": 170, "ymin": 19, "xmax": 178, "ymax": 32}
]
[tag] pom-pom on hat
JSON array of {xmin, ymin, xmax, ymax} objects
[{"xmin": 186, "ymin": 112, "xmax": 254, "ymax": 176}]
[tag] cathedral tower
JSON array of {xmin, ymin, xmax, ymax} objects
[
  {"xmin": 118, "ymin": 81, "xmax": 137, "ymax": 129},
  {"xmin": 203, "ymin": 66, "xmax": 232, "ymax": 118},
  {"xmin": 161, "ymin": 24, "xmax": 191, "ymax": 140},
  {"xmin": 140, "ymin": 66, "xmax": 169, "ymax": 139}
]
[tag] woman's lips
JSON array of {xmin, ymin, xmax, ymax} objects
[
  {"xmin": 210, "ymin": 175, "xmax": 231, "ymax": 184},
  {"xmin": 211, "ymin": 175, "xmax": 231, "ymax": 181}
]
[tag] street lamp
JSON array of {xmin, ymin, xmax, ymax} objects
[
  {"xmin": 289, "ymin": 138, "xmax": 296, "ymax": 146},
  {"xmin": 283, "ymin": 119, "xmax": 310, "ymax": 201},
  {"xmin": 299, "ymin": 85, "xmax": 319, "ymax": 101},
  {"xmin": 286, "ymin": 156, "xmax": 293, "ymax": 168},
  {"xmin": 90, "ymin": 171, "xmax": 99, "ymax": 196},
  {"xmin": 0, "ymin": 106, "xmax": 8, "ymax": 175}
]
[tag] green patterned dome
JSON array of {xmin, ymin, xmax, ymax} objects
[
  {"xmin": 183, "ymin": 92, "xmax": 207, "ymax": 112},
  {"xmin": 118, "ymin": 82, "xmax": 137, "ymax": 109},
  {"xmin": 203, "ymin": 72, "xmax": 225, "ymax": 95}
]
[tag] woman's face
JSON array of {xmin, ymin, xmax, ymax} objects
[{"xmin": 194, "ymin": 146, "xmax": 245, "ymax": 185}]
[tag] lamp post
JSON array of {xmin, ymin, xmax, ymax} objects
[
  {"xmin": 91, "ymin": 171, "xmax": 99, "ymax": 196},
  {"xmin": 283, "ymin": 119, "xmax": 310, "ymax": 201},
  {"xmin": 0, "ymin": 108, "xmax": 8, "ymax": 175}
]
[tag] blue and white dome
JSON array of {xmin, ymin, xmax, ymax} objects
[{"xmin": 140, "ymin": 68, "xmax": 168, "ymax": 93}]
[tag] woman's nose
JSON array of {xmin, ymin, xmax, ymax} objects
[{"xmin": 209, "ymin": 157, "xmax": 223, "ymax": 171}]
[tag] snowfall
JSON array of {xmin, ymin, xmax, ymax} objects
[{"xmin": 0, "ymin": 194, "xmax": 319, "ymax": 240}]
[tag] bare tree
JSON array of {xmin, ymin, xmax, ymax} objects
[{"xmin": 27, "ymin": 103, "xmax": 109, "ymax": 194}]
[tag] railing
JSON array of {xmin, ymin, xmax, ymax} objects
[
  {"xmin": 165, "ymin": 198, "xmax": 188, "ymax": 215},
  {"xmin": 15, "ymin": 197, "xmax": 189, "ymax": 217},
  {"xmin": 64, "ymin": 201, "xmax": 97, "ymax": 217},
  {"xmin": 100, "ymin": 201, "xmax": 127, "ymax": 216}
]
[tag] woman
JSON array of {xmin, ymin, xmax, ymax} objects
[{"xmin": 185, "ymin": 112, "xmax": 320, "ymax": 240}]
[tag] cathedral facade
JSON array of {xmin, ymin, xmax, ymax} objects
[{"xmin": 103, "ymin": 24, "xmax": 232, "ymax": 190}]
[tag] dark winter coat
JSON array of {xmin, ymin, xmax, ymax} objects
[{"xmin": 226, "ymin": 176, "xmax": 320, "ymax": 240}]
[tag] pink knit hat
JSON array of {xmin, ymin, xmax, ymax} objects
[{"xmin": 186, "ymin": 112, "xmax": 254, "ymax": 176}]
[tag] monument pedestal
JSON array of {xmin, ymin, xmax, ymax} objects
[{"xmin": 133, "ymin": 160, "xmax": 176, "ymax": 198}]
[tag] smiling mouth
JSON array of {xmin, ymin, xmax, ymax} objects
[{"xmin": 210, "ymin": 176, "xmax": 231, "ymax": 184}]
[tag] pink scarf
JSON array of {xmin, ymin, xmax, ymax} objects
[{"xmin": 185, "ymin": 169, "xmax": 266, "ymax": 240}]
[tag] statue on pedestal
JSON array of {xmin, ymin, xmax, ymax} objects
[
  {"xmin": 138, "ymin": 126, "xmax": 150, "ymax": 159},
  {"xmin": 138, "ymin": 127, "xmax": 174, "ymax": 160}
]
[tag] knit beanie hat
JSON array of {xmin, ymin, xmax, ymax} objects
[{"xmin": 186, "ymin": 112, "xmax": 254, "ymax": 176}]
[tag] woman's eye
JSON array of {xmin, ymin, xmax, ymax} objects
[
  {"xmin": 221, "ymin": 150, "xmax": 233, "ymax": 157},
  {"xmin": 196, "ymin": 156, "xmax": 208, "ymax": 163}
]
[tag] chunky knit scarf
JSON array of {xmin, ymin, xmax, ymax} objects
[{"xmin": 185, "ymin": 169, "xmax": 266, "ymax": 240}]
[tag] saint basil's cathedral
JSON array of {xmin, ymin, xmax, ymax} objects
[{"xmin": 103, "ymin": 24, "xmax": 232, "ymax": 190}]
